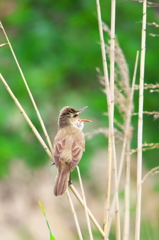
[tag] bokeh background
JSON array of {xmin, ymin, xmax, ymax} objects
[{"xmin": 0, "ymin": 0, "xmax": 159, "ymax": 239}]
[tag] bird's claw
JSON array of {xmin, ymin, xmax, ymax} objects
[{"xmin": 68, "ymin": 179, "xmax": 72, "ymax": 185}]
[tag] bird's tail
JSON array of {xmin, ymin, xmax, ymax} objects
[{"xmin": 54, "ymin": 165, "xmax": 70, "ymax": 196}]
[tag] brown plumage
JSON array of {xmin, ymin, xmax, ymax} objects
[{"xmin": 53, "ymin": 106, "xmax": 91, "ymax": 196}]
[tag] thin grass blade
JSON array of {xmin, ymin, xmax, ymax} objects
[{"xmin": 38, "ymin": 201, "xmax": 56, "ymax": 240}]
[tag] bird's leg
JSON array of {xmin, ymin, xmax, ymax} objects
[{"xmin": 68, "ymin": 173, "xmax": 72, "ymax": 185}]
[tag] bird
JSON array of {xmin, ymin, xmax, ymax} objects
[{"xmin": 53, "ymin": 106, "xmax": 91, "ymax": 196}]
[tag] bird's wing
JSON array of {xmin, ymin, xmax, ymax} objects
[
  {"xmin": 70, "ymin": 138, "xmax": 85, "ymax": 171},
  {"xmin": 54, "ymin": 137, "xmax": 66, "ymax": 167}
]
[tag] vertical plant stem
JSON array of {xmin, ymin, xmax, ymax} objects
[
  {"xmin": 108, "ymin": 51, "xmax": 139, "ymax": 236},
  {"xmin": 95, "ymin": 0, "xmax": 109, "ymax": 90},
  {"xmin": 66, "ymin": 190, "xmax": 83, "ymax": 240},
  {"xmin": 95, "ymin": 0, "xmax": 112, "ymax": 236},
  {"xmin": 123, "ymin": 142, "xmax": 131, "ymax": 240},
  {"xmin": 0, "ymin": 22, "xmax": 53, "ymax": 154},
  {"xmin": 123, "ymin": 51, "xmax": 139, "ymax": 240},
  {"xmin": 76, "ymin": 167, "xmax": 94, "ymax": 240},
  {"xmin": 135, "ymin": 1, "xmax": 147, "ymax": 240},
  {"xmin": 110, "ymin": 0, "xmax": 115, "ymax": 99},
  {"xmin": 109, "ymin": 1, "xmax": 121, "ymax": 240}
]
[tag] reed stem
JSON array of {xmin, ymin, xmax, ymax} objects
[{"xmin": 135, "ymin": 1, "xmax": 147, "ymax": 239}]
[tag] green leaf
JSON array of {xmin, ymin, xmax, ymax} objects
[
  {"xmin": 50, "ymin": 234, "xmax": 56, "ymax": 240},
  {"xmin": 38, "ymin": 201, "xmax": 56, "ymax": 240},
  {"xmin": 38, "ymin": 200, "xmax": 46, "ymax": 215}
]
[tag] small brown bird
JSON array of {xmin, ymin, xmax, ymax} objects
[{"xmin": 53, "ymin": 106, "xmax": 91, "ymax": 196}]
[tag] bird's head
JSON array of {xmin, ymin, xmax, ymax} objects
[{"xmin": 58, "ymin": 106, "xmax": 91, "ymax": 130}]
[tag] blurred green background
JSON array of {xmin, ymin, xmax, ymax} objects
[
  {"xmin": 0, "ymin": 0, "xmax": 159, "ymax": 239},
  {"xmin": 0, "ymin": 0, "xmax": 159, "ymax": 174}
]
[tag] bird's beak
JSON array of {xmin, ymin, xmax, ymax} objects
[
  {"xmin": 78, "ymin": 106, "xmax": 92, "ymax": 122},
  {"xmin": 81, "ymin": 119, "xmax": 92, "ymax": 122}
]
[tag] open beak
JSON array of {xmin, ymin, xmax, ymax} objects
[
  {"xmin": 81, "ymin": 119, "xmax": 92, "ymax": 122},
  {"xmin": 78, "ymin": 106, "xmax": 92, "ymax": 122}
]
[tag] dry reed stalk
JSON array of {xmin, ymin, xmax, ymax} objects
[
  {"xmin": 76, "ymin": 166, "xmax": 94, "ymax": 240},
  {"xmin": 105, "ymin": 29, "xmax": 132, "ymax": 239},
  {"xmin": 134, "ymin": 83, "xmax": 159, "ymax": 90},
  {"xmin": 69, "ymin": 184, "xmax": 105, "ymax": 238},
  {"xmin": 110, "ymin": 0, "xmax": 116, "ymax": 100},
  {"xmin": 131, "ymin": 143, "xmax": 159, "ymax": 154},
  {"xmin": 135, "ymin": 0, "xmax": 147, "ymax": 240},
  {"xmin": 95, "ymin": 0, "xmax": 112, "ymax": 236},
  {"xmin": 123, "ymin": 142, "xmax": 131, "ymax": 240},
  {"xmin": 66, "ymin": 190, "xmax": 83, "ymax": 240},
  {"xmin": 0, "ymin": 21, "xmax": 53, "ymax": 154},
  {"xmin": 142, "ymin": 143, "xmax": 159, "ymax": 150},
  {"xmin": 96, "ymin": 1, "xmax": 125, "ymax": 237},
  {"xmin": 109, "ymin": 1, "xmax": 121, "ymax": 240},
  {"xmin": 147, "ymin": 22, "xmax": 159, "ymax": 27},
  {"xmin": 0, "ymin": 43, "xmax": 8, "ymax": 47},
  {"xmin": 107, "ymin": 51, "xmax": 139, "ymax": 237},
  {"xmin": 123, "ymin": 51, "xmax": 139, "ymax": 240},
  {"xmin": 0, "ymin": 74, "xmax": 53, "ymax": 160}
]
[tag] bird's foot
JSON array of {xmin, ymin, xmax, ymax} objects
[{"xmin": 68, "ymin": 179, "xmax": 72, "ymax": 185}]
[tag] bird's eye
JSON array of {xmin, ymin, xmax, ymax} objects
[{"xmin": 73, "ymin": 114, "xmax": 78, "ymax": 118}]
